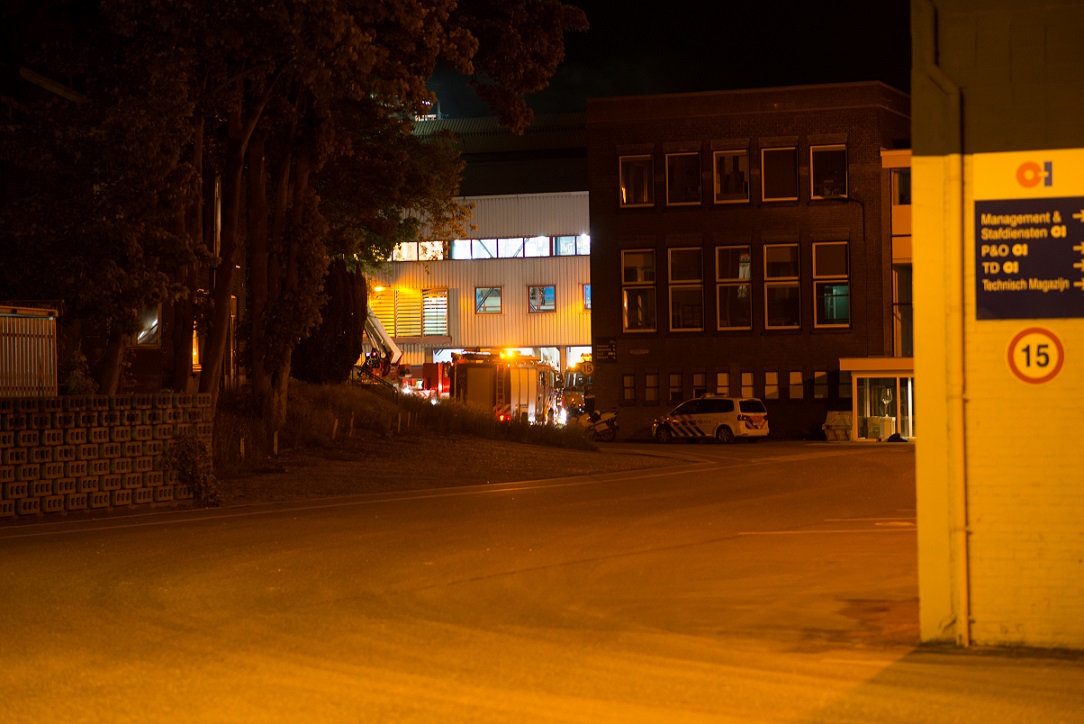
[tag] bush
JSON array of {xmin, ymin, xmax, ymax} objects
[{"xmin": 165, "ymin": 431, "xmax": 221, "ymax": 507}]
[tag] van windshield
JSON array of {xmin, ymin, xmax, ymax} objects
[{"xmin": 739, "ymin": 399, "xmax": 767, "ymax": 413}]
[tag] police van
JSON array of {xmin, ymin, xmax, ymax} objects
[{"xmin": 651, "ymin": 395, "xmax": 769, "ymax": 444}]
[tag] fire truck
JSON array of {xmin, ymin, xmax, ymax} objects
[{"xmin": 449, "ymin": 351, "xmax": 561, "ymax": 423}]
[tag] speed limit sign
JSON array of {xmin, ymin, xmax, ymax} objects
[
  {"xmin": 1007, "ymin": 327, "xmax": 1064, "ymax": 384},
  {"xmin": 580, "ymin": 361, "xmax": 595, "ymax": 376}
]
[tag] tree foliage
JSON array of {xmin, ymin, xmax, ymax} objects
[{"xmin": 1, "ymin": 0, "xmax": 588, "ymax": 430}]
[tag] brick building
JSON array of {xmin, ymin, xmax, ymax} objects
[{"xmin": 585, "ymin": 82, "xmax": 910, "ymax": 439}]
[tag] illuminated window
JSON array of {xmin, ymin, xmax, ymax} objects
[
  {"xmin": 668, "ymin": 373, "xmax": 683, "ymax": 403},
  {"xmin": 761, "ymin": 147, "xmax": 798, "ymax": 201},
  {"xmin": 619, "ymin": 155, "xmax": 654, "ymax": 207},
  {"xmin": 583, "ymin": 284, "xmax": 592, "ymax": 311},
  {"xmin": 475, "ymin": 287, "xmax": 502, "ymax": 314},
  {"xmin": 814, "ymin": 370, "xmax": 829, "ymax": 399},
  {"xmin": 811, "ymin": 145, "xmax": 847, "ymax": 199},
  {"xmin": 741, "ymin": 372, "xmax": 754, "ymax": 398},
  {"xmin": 524, "ymin": 236, "xmax": 551, "ymax": 257},
  {"xmin": 716, "ymin": 245, "xmax": 752, "ymax": 330},
  {"xmin": 713, "ymin": 150, "xmax": 749, "ymax": 203},
  {"xmin": 498, "ymin": 238, "xmax": 524, "ymax": 258},
  {"xmin": 692, "ymin": 372, "xmax": 707, "ymax": 398},
  {"xmin": 765, "ymin": 371, "xmax": 779, "ymax": 399},
  {"xmin": 666, "ymin": 152, "xmax": 701, "ymax": 205},
  {"xmin": 813, "ymin": 242, "xmax": 850, "ymax": 327},
  {"xmin": 765, "ymin": 244, "xmax": 800, "ymax": 329},
  {"xmin": 528, "ymin": 285, "xmax": 556, "ymax": 313}
]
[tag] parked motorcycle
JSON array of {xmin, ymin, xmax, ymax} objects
[{"xmin": 575, "ymin": 408, "xmax": 618, "ymax": 442}]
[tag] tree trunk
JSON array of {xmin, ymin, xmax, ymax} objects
[
  {"xmin": 96, "ymin": 323, "xmax": 128, "ymax": 395},
  {"xmin": 171, "ymin": 118, "xmax": 204, "ymax": 392}
]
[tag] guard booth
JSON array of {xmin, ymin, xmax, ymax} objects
[
  {"xmin": 840, "ymin": 357, "xmax": 915, "ymax": 441},
  {"xmin": 0, "ymin": 306, "xmax": 58, "ymax": 397}
]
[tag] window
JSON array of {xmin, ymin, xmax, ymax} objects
[
  {"xmin": 764, "ymin": 244, "xmax": 800, "ymax": 329},
  {"xmin": 668, "ymin": 373, "xmax": 683, "ymax": 403},
  {"xmin": 692, "ymin": 372, "xmax": 707, "ymax": 398},
  {"xmin": 583, "ymin": 284, "xmax": 592, "ymax": 311},
  {"xmin": 392, "ymin": 241, "xmax": 447, "ymax": 261},
  {"xmin": 474, "ymin": 239, "xmax": 498, "ymax": 258},
  {"xmin": 713, "ymin": 150, "xmax": 749, "ymax": 203},
  {"xmin": 669, "ymin": 247, "xmax": 703, "ymax": 331},
  {"xmin": 814, "ymin": 370, "xmax": 829, "ymax": 399},
  {"xmin": 666, "ymin": 152, "xmax": 701, "ymax": 205},
  {"xmin": 524, "ymin": 236, "xmax": 551, "ymax": 257},
  {"xmin": 892, "ymin": 168, "xmax": 912, "ymax": 206},
  {"xmin": 528, "ymin": 285, "xmax": 556, "ymax": 313},
  {"xmin": 132, "ymin": 306, "xmax": 160, "ymax": 346},
  {"xmin": 475, "ymin": 287, "xmax": 502, "ymax": 314},
  {"xmin": 622, "ymin": 249, "xmax": 656, "ymax": 332},
  {"xmin": 716, "ymin": 246, "xmax": 752, "ymax": 330},
  {"xmin": 741, "ymin": 372, "xmax": 754, "ymax": 398},
  {"xmin": 715, "ymin": 371, "xmax": 730, "ymax": 396},
  {"xmin": 622, "ymin": 374, "xmax": 636, "ymax": 403},
  {"xmin": 810, "ymin": 145, "xmax": 848, "ymax": 199},
  {"xmin": 789, "ymin": 370, "xmax": 804, "ymax": 399},
  {"xmin": 422, "ymin": 289, "xmax": 448, "ymax": 336},
  {"xmin": 620, "ymin": 155, "xmax": 654, "ymax": 207},
  {"xmin": 645, "ymin": 372, "xmax": 659, "ymax": 403},
  {"xmin": 498, "ymin": 237, "xmax": 524, "ymax": 258},
  {"xmin": 765, "ymin": 371, "xmax": 779, "ymax": 399},
  {"xmin": 839, "ymin": 370, "xmax": 853, "ymax": 399},
  {"xmin": 813, "ymin": 242, "xmax": 849, "ymax": 327},
  {"xmin": 761, "ymin": 147, "xmax": 798, "ymax": 201}
]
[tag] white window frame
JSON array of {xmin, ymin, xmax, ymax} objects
[
  {"xmin": 813, "ymin": 241, "xmax": 850, "ymax": 328},
  {"xmin": 665, "ymin": 152, "xmax": 701, "ymax": 206},
  {"xmin": 619, "ymin": 155, "xmax": 654, "ymax": 208},
  {"xmin": 761, "ymin": 147, "xmax": 798, "ymax": 202},
  {"xmin": 764, "ymin": 243, "xmax": 801, "ymax": 330},
  {"xmin": 810, "ymin": 145, "xmax": 848, "ymax": 199},
  {"xmin": 713, "ymin": 150, "xmax": 750, "ymax": 203}
]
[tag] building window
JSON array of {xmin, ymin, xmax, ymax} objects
[
  {"xmin": 839, "ymin": 370, "xmax": 853, "ymax": 398},
  {"xmin": 814, "ymin": 370, "xmax": 829, "ymax": 399},
  {"xmin": 741, "ymin": 372, "xmax": 754, "ymax": 398},
  {"xmin": 392, "ymin": 240, "xmax": 448, "ymax": 261},
  {"xmin": 620, "ymin": 155, "xmax": 654, "ymax": 207},
  {"xmin": 764, "ymin": 244, "xmax": 800, "ymax": 329},
  {"xmin": 789, "ymin": 370, "xmax": 804, "ymax": 399},
  {"xmin": 622, "ymin": 373, "xmax": 636, "ymax": 403},
  {"xmin": 645, "ymin": 372, "xmax": 659, "ymax": 403},
  {"xmin": 692, "ymin": 372, "xmax": 707, "ymax": 398},
  {"xmin": 498, "ymin": 237, "xmax": 524, "ymax": 258},
  {"xmin": 422, "ymin": 289, "xmax": 448, "ymax": 336},
  {"xmin": 528, "ymin": 285, "xmax": 556, "ymax": 313},
  {"xmin": 623, "ymin": 249, "xmax": 656, "ymax": 332},
  {"xmin": 583, "ymin": 284, "xmax": 592, "ymax": 311},
  {"xmin": 892, "ymin": 168, "xmax": 911, "ymax": 205},
  {"xmin": 475, "ymin": 287, "xmax": 502, "ymax": 314},
  {"xmin": 813, "ymin": 242, "xmax": 849, "ymax": 327},
  {"xmin": 765, "ymin": 371, "xmax": 779, "ymax": 399},
  {"xmin": 716, "ymin": 245, "xmax": 752, "ymax": 330},
  {"xmin": 669, "ymin": 247, "xmax": 703, "ymax": 331},
  {"xmin": 713, "ymin": 150, "xmax": 749, "ymax": 203},
  {"xmin": 810, "ymin": 145, "xmax": 848, "ymax": 199},
  {"xmin": 132, "ymin": 306, "xmax": 160, "ymax": 346},
  {"xmin": 669, "ymin": 373, "xmax": 683, "ymax": 403},
  {"xmin": 524, "ymin": 236, "xmax": 551, "ymax": 257},
  {"xmin": 556, "ymin": 234, "xmax": 592, "ymax": 256},
  {"xmin": 761, "ymin": 147, "xmax": 798, "ymax": 201},
  {"xmin": 666, "ymin": 152, "xmax": 701, "ymax": 205},
  {"xmin": 715, "ymin": 371, "xmax": 730, "ymax": 395}
]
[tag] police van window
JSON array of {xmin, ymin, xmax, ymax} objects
[{"xmin": 740, "ymin": 399, "xmax": 767, "ymax": 413}]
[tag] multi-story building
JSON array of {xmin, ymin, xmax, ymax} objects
[
  {"xmin": 585, "ymin": 82, "xmax": 911, "ymax": 439},
  {"xmin": 367, "ymin": 114, "xmax": 592, "ymax": 374}
]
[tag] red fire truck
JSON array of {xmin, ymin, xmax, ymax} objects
[{"xmin": 448, "ymin": 351, "xmax": 561, "ymax": 423}]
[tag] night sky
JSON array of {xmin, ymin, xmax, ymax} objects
[{"xmin": 430, "ymin": 1, "xmax": 912, "ymax": 118}]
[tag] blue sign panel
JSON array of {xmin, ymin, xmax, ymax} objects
[{"xmin": 974, "ymin": 196, "xmax": 1084, "ymax": 319}]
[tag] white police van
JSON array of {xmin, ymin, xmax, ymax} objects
[{"xmin": 651, "ymin": 395, "xmax": 769, "ymax": 444}]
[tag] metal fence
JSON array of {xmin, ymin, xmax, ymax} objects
[{"xmin": 1, "ymin": 307, "xmax": 58, "ymax": 398}]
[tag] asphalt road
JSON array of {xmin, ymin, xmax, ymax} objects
[{"xmin": 1, "ymin": 441, "xmax": 1081, "ymax": 722}]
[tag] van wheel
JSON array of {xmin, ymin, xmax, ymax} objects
[
  {"xmin": 655, "ymin": 427, "xmax": 673, "ymax": 444},
  {"xmin": 715, "ymin": 426, "xmax": 734, "ymax": 444}
]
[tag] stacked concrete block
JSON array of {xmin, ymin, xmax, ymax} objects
[{"xmin": 0, "ymin": 393, "xmax": 214, "ymax": 520}]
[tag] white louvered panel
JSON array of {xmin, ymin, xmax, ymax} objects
[{"xmin": 462, "ymin": 192, "xmax": 589, "ymax": 238}]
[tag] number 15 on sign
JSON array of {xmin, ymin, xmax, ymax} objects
[{"xmin": 1007, "ymin": 327, "xmax": 1065, "ymax": 384}]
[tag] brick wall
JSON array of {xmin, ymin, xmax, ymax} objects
[{"xmin": 0, "ymin": 393, "xmax": 213, "ymax": 520}]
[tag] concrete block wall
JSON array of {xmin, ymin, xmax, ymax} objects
[{"xmin": 0, "ymin": 393, "xmax": 213, "ymax": 521}]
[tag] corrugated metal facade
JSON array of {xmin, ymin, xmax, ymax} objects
[
  {"xmin": 1, "ymin": 308, "xmax": 58, "ymax": 397},
  {"xmin": 371, "ymin": 193, "xmax": 591, "ymax": 367}
]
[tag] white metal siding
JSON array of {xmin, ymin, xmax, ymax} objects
[{"xmin": 458, "ymin": 192, "xmax": 589, "ymax": 238}]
